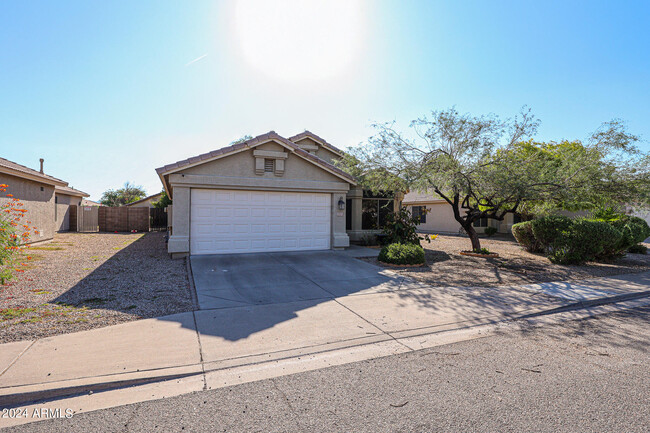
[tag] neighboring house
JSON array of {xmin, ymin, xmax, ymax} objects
[
  {"xmin": 126, "ymin": 193, "xmax": 162, "ymax": 208},
  {"xmin": 402, "ymin": 191, "xmax": 520, "ymax": 235},
  {"xmin": 156, "ymin": 130, "xmax": 398, "ymax": 257},
  {"xmin": 81, "ymin": 198, "xmax": 101, "ymax": 206},
  {"xmin": 0, "ymin": 157, "xmax": 89, "ymax": 243},
  {"xmin": 54, "ymin": 185, "xmax": 89, "ymax": 232}
]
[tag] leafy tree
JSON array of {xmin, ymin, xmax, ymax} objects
[
  {"xmin": 152, "ymin": 190, "xmax": 172, "ymax": 209},
  {"xmin": 230, "ymin": 135, "xmax": 253, "ymax": 145},
  {"xmin": 100, "ymin": 182, "xmax": 146, "ymax": 207},
  {"xmin": 338, "ymin": 107, "xmax": 649, "ymax": 252}
]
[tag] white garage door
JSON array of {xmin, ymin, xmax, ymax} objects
[{"xmin": 190, "ymin": 189, "xmax": 331, "ymax": 255}]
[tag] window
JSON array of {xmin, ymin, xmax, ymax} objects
[
  {"xmin": 473, "ymin": 217, "xmax": 489, "ymax": 227},
  {"xmin": 361, "ymin": 190, "xmax": 393, "ymax": 230},
  {"xmin": 513, "ymin": 214, "xmax": 522, "ymax": 224},
  {"xmin": 412, "ymin": 206, "xmax": 426, "ymax": 224},
  {"xmin": 264, "ymin": 159, "xmax": 274, "ymax": 173}
]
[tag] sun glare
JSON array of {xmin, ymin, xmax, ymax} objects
[{"xmin": 233, "ymin": 0, "xmax": 366, "ymax": 83}]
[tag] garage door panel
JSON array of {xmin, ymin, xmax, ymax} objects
[{"xmin": 191, "ymin": 189, "xmax": 331, "ymax": 255}]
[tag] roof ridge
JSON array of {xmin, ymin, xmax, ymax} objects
[
  {"xmin": 287, "ymin": 131, "xmax": 345, "ymax": 155},
  {"xmin": 0, "ymin": 156, "xmax": 69, "ymax": 185},
  {"xmin": 155, "ymin": 130, "xmax": 355, "ymax": 183}
]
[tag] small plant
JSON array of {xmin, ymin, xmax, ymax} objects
[
  {"xmin": 358, "ymin": 234, "xmax": 379, "ymax": 247},
  {"xmin": 1, "ymin": 184, "xmax": 39, "ymax": 284},
  {"xmin": 382, "ymin": 207, "xmax": 430, "ymax": 245},
  {"xmin": 512, "ymin": 221, "xmax": 543, "ymax": 253},
  {"xmin": 473, "ymin": 248, "xmax": 492, "ymax": 255},
  {"xmin": 378, "ymin": 242, "xmax": 425, "ymax": 265},
  {"xmin": 628, "ymin": 244, "xmax": 648, "ymax": 255},
  {"xmin": 484, "ymin": 227, "xmax": 497, "ymax": 237}
]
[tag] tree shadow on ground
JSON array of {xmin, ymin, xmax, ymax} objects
[{"xmin": 29, "ymin": 235, "xmax": 650, "ymax": 347}]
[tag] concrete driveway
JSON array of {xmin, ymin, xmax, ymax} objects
[{"xmin": 190, "ymin": 249, "xmax": 402, "ymax": 310}]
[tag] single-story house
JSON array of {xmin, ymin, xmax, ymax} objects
[
  {"xmin": 81, "ymin": 198, "xmax": 101, "ymax": 206},
  {"xmin": 126, "ymin": 193, "xmax": 162, "ymax": 208},
  {"xmin": 402, "ymin": 191, "xmax": 520, "ymax": 235},
  {"xmin": 0, "ymin": 157, "xmax": 89, "ymax": 243},
  {"xmin": 156, "ymin": 131, "xmax": 399, "ymax": 257}
]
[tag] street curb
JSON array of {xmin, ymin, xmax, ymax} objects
[
  {"xmin": 517, "ymin": 290, "xmax": 650, "ymax": 319},
  {"xmin": 0, "ymin": 366, "xmax": 204, "ymax": 408},
  {"xmin": 3, "ymin": 290, "xmax": 648, "ymax": 410}
]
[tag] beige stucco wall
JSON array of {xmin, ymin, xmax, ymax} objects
[
  {"xmin": 291, "ymin": 137, "xmax": 341, "ymax": 164},
  {"xmin": 0, "ymin": 174, "xmax": 55, "ymax": 243},
  {"xmin": 165, "ymin": 142, "xmax": 352, "ymax": 257},
  {"xmin": 54, "ymin": 193, "xmax": 82, "ymax": 231},
  {"xmin": 406, "ymin": 202, "xmax": 462, "ymax": 234},
  {"xmin": 128, "ymin": 198, "xmax": 155, "ymax": 208}
]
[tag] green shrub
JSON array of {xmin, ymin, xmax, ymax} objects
[
  {"xmin": 628, "ymin": 244, "xmax": 648, "ymax": 254},
  {"xmin": 531, "ymin": 215, "xmax": 573, "ymax": 251},
  {"xmin": 611, "ymin": 216, "xmax": 650, "ymax": 251},
  {"xmin": 472, "ymin": 247, "xmax": 493, "ymax": 255},
  {"xmin": 484, "ymin": 226, "xmax": 497, "ymax": 237},
  {"xmin": 358, "ymin": 234, "xmax": 378, "ymax": 247},
  {"xmin": 511, "ymin": 221, "xmax": 542, "ymax": 253},
  {"xmin": 378, "ymin": 243, "xmax": 425, "ymax": 265},
  {"xmin": 382, "ymin": 208, "xmax": 429, "ymax": 245},
  {"xmin": 548, "ymin": 219, "xmax": 623, "ymax": 264}
]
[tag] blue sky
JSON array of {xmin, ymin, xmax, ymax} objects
[{"xmin": 1, "ymin": 0, "xmax": 649, "ymax": 200}]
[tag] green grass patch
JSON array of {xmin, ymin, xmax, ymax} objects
[
  {"xmin": 30, "ymin": 289, "xmax": 51, "ymax": 295},
  {"xmin": 27, "ymin": 246, "xmax": 64, "ymax": 251},
  {"xmin": 1, "ymin": 307, "xmax": 36, "ymax": 321},
  {"xmin": 19, "ymin": 317, "xmax": 42, "ymax": 324}
]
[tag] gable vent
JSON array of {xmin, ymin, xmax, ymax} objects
[{"xmin": 264, "ymin": 159, "xmax": 275, "ymax": 173}]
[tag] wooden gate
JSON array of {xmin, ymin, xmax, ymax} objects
[
  {"xmin": 70, "ymin": 205, "xmax": 99, "ymax": 232},
  {"xmin": 150, "ymin": 208, "xmax": 168, "ymax": 231}
]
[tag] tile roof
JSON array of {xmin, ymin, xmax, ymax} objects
[
  {"xmin": 55, "ymin": 185, "xmax": 90, "ymax": 197},
  {"xmin": 402, "ymin": 191, "xmax": 447, "ymax": 204},
  {"xmin": 155, "ymin": 131, "xmax": 355, "ymax": 183},
  {"xmin": 0, "ymin": 157, "xmax": 68, "ymax": 186},
  {"xmin": 288, "ymin": 130, "xmax": 345, "ymax": 155},
  {"xmin": 125, "ymin": 192, "xmax": 162, "ymax": 206}
]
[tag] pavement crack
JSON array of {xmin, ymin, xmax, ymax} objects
[
  {"xmin": 0, "ymin": 340, "xmax": 36, "ymax": 377},
  {"xmin": 191, "ymin": 311, "xmax": 208, "ymax": 391}
]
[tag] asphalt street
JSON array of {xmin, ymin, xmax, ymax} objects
[{"xmin": 5, "ymin": 306, "xmax": 649, "ymax": 433}]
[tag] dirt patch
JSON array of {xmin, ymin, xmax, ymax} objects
[
  {"xmin": 364, "ymin": 234, "xmax": 650, "ymax": 288},
  {"xmin": 0, "ymin": 232, "xmax": 193, "ymax": 343}
]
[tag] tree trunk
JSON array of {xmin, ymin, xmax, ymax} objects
[{"xmin": 464, "ymin": 224, "xmax": 481, "ymax": 251}]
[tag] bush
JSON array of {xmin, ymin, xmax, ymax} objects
[
  {"xmin": 382, "ymin": 208, "xmax": 428, "ymax": 245},
  {"xmin": 548, "ymin": 219, "xmax": 622, "ymax": 265},
  {"xmin": 611, "ymin": 216, "xmax": 650, "ymax": 251},
  {"xmin": 511, "ymin": 221, "xmax": 543, "ymax": 253},
  {"xmin": 378, "ymin": 243, "xmax": 425, "ymax": 265},
  {"xmin": 358, "ymin": 234, "xmax": 379, "ymax": 247},
  {"xmin": 473, "ymin": 247, "xmax": 493, "ymax": 255},
  {"xmin": 628, "ymin": 244, "xmax": 648, "ymax": 255},
  {"xmin": 484, "ymin": 226, "xmax": 497, "ymax": 237},
  {"xmin": 531, "ymin": 215, "xmax": 573, "ymax": 250}
]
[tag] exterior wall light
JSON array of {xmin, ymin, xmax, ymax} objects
[{"xmin": 338, "ymin": 197, "xmax": 345, "ymax": 210}]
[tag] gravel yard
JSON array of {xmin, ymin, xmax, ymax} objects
[
  {"xmin": 0, "ymin": 232, "xmax": 193, "ymax": 343},
  {"xmin": 365, "ymin": 234, "xmax": 650, "ymax": 288}
]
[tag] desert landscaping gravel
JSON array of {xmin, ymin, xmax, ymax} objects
[
  {"xmin": 0, "ymin": 232, "xmax": 193, "ymax": 343},
  {"xmin": 365, "ymin": 234, "xmax": 650, "ymax": 288}
]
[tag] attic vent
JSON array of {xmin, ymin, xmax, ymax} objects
[{"xmin": 264, "ymin": 159, "xmax": 274, "ymax": 173}]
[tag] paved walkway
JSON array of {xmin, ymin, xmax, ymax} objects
[{"xmin": 1, "ymin": 260, "xmax": 649, "ymax": 428}]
